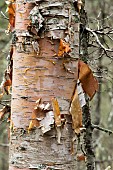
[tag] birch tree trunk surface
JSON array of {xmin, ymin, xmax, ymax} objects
[{"xmin": 9, "ymin": 0, "xmax": 83, "ymax": 170}]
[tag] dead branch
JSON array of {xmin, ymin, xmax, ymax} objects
[
  {"xmin": 86, "ymin": 27, "xmax": 113, "ymax": 52},
  {"xmin": 92, "ymin": 124, "xmax": 113, "ymax": 135}
]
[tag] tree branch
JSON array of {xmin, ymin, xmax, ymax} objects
[
  {"xmin": 86, "ymin": 27, "xmax": 113, "ymax": 52},
  {"xmin": 92, "ymin": 124, "xmax": 113, "ymax": 135}
]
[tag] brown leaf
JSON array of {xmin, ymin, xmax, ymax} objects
[
  {"xmin": 78, "ymin": 60, "xmax": 98, "ymax": 100},
  {"xmin": 70, "ymin": 88, "xmax": 82, "ymax": 134},
  {"xmin": 58, "ymin": 39, "xmax": 71, "ymax": 57},
  {"xmin": 52, "ymin": 98, "xmax": 61, "ymax": 127}
]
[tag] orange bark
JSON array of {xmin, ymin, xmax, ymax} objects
[{"xmin": 10, "ymin": 0, "xmax": 79, "ymax": 169}]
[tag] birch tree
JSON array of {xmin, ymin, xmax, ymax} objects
[{"xmin": 0, "ymin": 0, "xmax": 99, "ymax": 170}]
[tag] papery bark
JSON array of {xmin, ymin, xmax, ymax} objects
[{"xmin": 9, "ymin": 0, "xmax": 80, "ymax": 169}]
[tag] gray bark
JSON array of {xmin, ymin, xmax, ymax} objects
[{"xmin": 80, "ymin": 1, "xmax": 95, "ymax": 170}]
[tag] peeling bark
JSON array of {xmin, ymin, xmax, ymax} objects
[{"xmin": 10, "ymin": 0, "xmax": 80, "ymax": 169}]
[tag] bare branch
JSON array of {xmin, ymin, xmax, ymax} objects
[
  {"xmin": 92, "ymin": 124, "xmax": 113, "ymax": 135},
  {"xmin": 86, "ymin": 27, "xmax": 113, "ymax": 52},
  {"xmin": 0, "ymin": 11, "xmax": 9, "ymax": 20}
]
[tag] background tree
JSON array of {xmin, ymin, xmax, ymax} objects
[
  {"xmin": 0, "ymin": 1, "xmax": 10, "ymax": 170},
  {"xmin": 86, "ymin": 0, "xmax": 113, "ymax": 169}
]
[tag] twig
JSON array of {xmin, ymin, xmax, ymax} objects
[
  {"xmin": 92, "ymin": 124, "xmax": 113, "ymax": 135},
  {"xmin": 0, "ymin": 11, "xmax": 9, "ymax": 20},
  {"xmin": 0, "ymin": 101, "xmax": 6, "ymax": 106},
  {"xmin": 86, "ymin": 27, "xmax": 113, "ymax": 52},
  {"xmin": 0, "ymin": 99, "xmax": 11, "ymax": 102}
]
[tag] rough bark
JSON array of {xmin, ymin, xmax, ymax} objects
[
  {"xmin": 9, "ymin": 0, "xmax": 80, "ymax": 169},
  {"xmin": 80, "ymin": 1, "xmax": 95, "ymax": 170}
]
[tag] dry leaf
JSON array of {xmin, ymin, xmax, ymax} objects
[
  {"xmin": 78, "ymin": 60, "xmax": 98, "ymax": 100},
  {"xmin": 58, "ymin": 39, "xmax": 71, "ymax": 57},
  {"xmin": 70, "ymin": 88, "xmax": 82, "ymax": 134},
  {"xmin": 52, "ymin": 98, "xmax": 61, "ymax": 127}
]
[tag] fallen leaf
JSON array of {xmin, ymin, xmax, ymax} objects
[
  {"xmin": 78, "ymin": 60, "xmax": 98, "ymax": 100},
  {"xmin": 58, "ymin": 39, "xmax": 71, "ymax": 57}
]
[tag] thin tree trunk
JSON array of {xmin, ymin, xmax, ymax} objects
[
  {"xmin": 9, "ymin": 0, "xmax": 80, "ymax": 169},
  {"xmin": 80, "ymin": 1, "xmax": 95, "ymax": 170}
]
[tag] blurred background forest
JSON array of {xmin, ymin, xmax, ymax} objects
[{"xmin": 0, "ymin": 0, "xmax": 113, "ymax": 170}]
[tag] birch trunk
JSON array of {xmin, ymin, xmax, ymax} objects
[{"xmin": 9, "ymin": 0, "xmax": 80, "ymax": 169}]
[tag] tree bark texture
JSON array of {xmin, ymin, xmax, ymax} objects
[
  {"xmin": 80, "ymin": 1, "xmax": 95, "ymax": 170},
  {"xmin": 9, "ymin": 0, "xmax": 80, "ymax": 169}
]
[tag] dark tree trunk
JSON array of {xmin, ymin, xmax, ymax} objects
[{"xmin": 80, "ymin": 1, "xmax": 95, "ymax": 170}]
